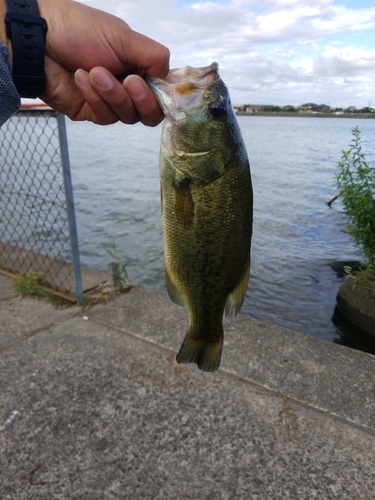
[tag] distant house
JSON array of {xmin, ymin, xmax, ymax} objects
[
  {"xmin": 240, "ymin": 104, "xmax": 268, "ymax": 113},
  {"xmin": 298, "ymin": 103, "xmax": 316, "ymax": 113},
  {"xmin": 314, "ymin": 104, "xmax": 331, "ymax": 113},
  {"xmin": 346, "ymin": 106, "xmax": 357, "ymax": 113},
  {"xmin": 299, "ymin": 103, "xmax": 331, "ymax": 113}
]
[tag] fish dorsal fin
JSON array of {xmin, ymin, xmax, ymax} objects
[
  {"xmin": 224, "ymin": 259, "xmax": 250, "ymax": 318},
  {"xmin": 165, "ymin": 265, "xmax": 186, "ymax": 307}
]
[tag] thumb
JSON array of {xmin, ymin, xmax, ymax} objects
[{"xmin": 118, "ymin": 29, "xmax": 170, "ymax": 78}]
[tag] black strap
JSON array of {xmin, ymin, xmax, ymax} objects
[{"xmin": 4, "ymin": 0, "xmax": 47, "ymax": 98}]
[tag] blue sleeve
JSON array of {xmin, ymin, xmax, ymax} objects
[{"xmin": 0, "ymin": 41, "xmax": 21, "ymax": 127}]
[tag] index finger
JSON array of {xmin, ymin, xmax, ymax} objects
[{"xmin": 123, "ymin": 74, "xmax": 164, "ymax": 127}]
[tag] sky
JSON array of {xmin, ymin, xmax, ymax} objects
[{"xmin": 80, "ymin": 0, "xmax": 375, "ymax": 108}]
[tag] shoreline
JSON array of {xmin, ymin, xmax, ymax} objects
[{"xmin": 236, "ymin": 111, "xmax": 375, "ymax": 119}]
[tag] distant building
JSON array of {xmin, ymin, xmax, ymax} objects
[
  {"xmin": 299, "ymin": 103, "xmax": 331, "ymax": 113},
  {"xmin": 240, "ymin": 104, "xmax": 268, "ymax": 113},
  {"xmin": 314, "ymin": 104, "xmax": 331, "ymax": 113},
  {"xmin": 234, "ymin": 102, "xmax": 375, "ymax": 115},
  {"xmin": 298, "ymin": 103, "xmax": 316, "ymax": 113}
]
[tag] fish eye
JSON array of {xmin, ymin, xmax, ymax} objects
[{"xmin": 209, "ymin": 102, "xmax": 227, "ymax": 119}]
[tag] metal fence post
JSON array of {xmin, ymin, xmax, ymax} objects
[{"xmin": 56, "ymin": 113, "xmax": 83, "ymax": 304}]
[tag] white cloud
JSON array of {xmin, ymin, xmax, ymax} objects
[
  {"xmin": 313, "ymin": 45, "xmax": 375, "ymax": 76},
  {"xmin": 78, "ymin": 0, "xmax": 375, "ymax": 107}
]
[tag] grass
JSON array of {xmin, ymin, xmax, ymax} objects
[
  {"xmin": 348, "ymin": 263, "xmax": 375, "ymax": 296},
  {"xmin": 12, "ymin": 271, "xmax": 66, "ymax": 304}
]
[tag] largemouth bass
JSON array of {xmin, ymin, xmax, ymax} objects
[{"xmin": 146, "ymin": 62, "xmax": 253, "ymax": 372}]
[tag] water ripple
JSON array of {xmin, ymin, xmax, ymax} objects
[{"xmin": 67, "ymin": 116, "xmax": 374, "ymax": 345}]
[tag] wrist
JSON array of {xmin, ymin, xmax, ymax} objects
[
  {"xmin": 0, "ymin": 0, "xmax": 12, "ymax": 63},
  {"xmin": 4, "ymin": 0, "xmax": 48, "ymax": 97}
]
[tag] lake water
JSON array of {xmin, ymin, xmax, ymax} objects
[{"xmin": 66, "ymin": 115, "xmax": 375, "ymax": 351}]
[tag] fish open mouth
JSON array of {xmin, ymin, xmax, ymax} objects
[
  {"xmin": 145, "ymin": 62, "xmax": 220, "ymax": 117},
  {"xmin": 164, "ymin": 62, "xmax": 219, "ymax": 85}
]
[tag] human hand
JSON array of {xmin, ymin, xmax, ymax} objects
[{"xmin": 37, "ymin": 0, "xmax": 169, "ymax": 126}]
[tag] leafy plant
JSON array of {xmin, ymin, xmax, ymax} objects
[
  {"xmin": 13, "ymin": 271, "xmax": 53, "ymax": 299},
  {"xmin": 336, "ymin": 126, "xmax": 375, "ymax": 264},
  {"xmin": 354, "ymin": 264, "xmax": 375, "ymax": 295},
  {"xmin": 107, "ymin": 241, "xmax": 129, "ymax": 290},
  {"xmin": 344, "ymin": 262, "xmax": 375, "ymax": 295}
]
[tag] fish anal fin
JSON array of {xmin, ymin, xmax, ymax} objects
[
  {"xmin": 165, "ymin": 265, "xmax": 186, "ymax": 307},
  {"xmin": 176, "ymin": 331, "xmax": 223, "ymax": 372},
  {"xmin": 225, "ymin": 259, "xmax": 250, "ymax": 318},
  {"xmin": 172, "ymin": 178, "xmax": 194, "ymax": 228}
]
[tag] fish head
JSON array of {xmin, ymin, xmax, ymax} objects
[{"xmin": 146, "ymin": 62, "xmax": 244, "ymax": 185}]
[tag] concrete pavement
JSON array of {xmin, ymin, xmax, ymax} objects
[{"xmin": 1, "ymin": 271, "xmax": 375, "ymax": 499}]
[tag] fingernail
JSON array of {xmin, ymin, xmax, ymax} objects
[
  {"xmin": 125, "ymin": 75, "xmax": 147, "ymax": 100},
  {"xmin": 75, "ymin": 69, "xmax": 91, "ymax": 89},
  {"xmin": 91, "ymin": 68, "xmax": 113, "ymax": 91}
]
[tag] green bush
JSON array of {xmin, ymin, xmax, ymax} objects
[{"xmin": 336, "ymin": 126, "xmax": 375, "ymax": 264}]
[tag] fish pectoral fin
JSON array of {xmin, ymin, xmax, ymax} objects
[
  {"xmin": 224, "ymin": 259, "xmax": 250, "ymax": 318},
  {"xmin": 172, "ymin": 178, "xmax": 194, "ymax": 228},
  {"xmin": 165, "ymin": 265, "xmax": 186, "ymax": 307},
  {"xmin": 176, "ymin": 331, "xmax": 223, "ymax": 372}
]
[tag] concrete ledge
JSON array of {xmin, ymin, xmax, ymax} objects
[
  {"xmin": 90, "ymin": 284, "xmax": 375, "ymax": 432},
  {"xmin": 1, "ymin": 275, "xmax": 375, "ymax": 498}
]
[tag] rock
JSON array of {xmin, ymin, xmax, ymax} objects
[
  {"xmin": 330, "ymin": 260, "xmax": 366, "ymax": 278},
  {"xmin": 337, "ymin": 275, "xmax": 375, "ymax": 336}
]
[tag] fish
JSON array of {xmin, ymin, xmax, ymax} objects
[{"xmin": 146, "ymin": 62, "xmax": 253, "ymax": 372}]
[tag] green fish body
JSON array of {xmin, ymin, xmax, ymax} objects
[{"xmin": 146, "ymin": 63, "xmax": 253, "ymax": 371}]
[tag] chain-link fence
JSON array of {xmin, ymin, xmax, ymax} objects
[{"xmin": 0, "ymin": 108, "xmax": 83, "ymax": 302}]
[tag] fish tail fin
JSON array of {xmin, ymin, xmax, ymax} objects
[{"xmin": 176, "ymin": 330, "xmax": 223, "ymax": 372}]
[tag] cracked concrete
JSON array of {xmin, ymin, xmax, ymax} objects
[{"xmin": 1, "ymin": 272, "xmax": 375, "ymax": 499}]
